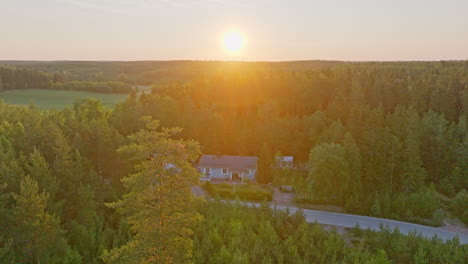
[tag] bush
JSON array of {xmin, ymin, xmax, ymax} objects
[
  {"xmin": 384, "ymin": 186, "xmax": 442, "ymax": 225},
  {"xmin": 451, "ymin": 189, "xmax": 468, "ymax": 225}
]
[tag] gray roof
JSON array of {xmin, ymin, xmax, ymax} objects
[{"xmin": 198, "ymin": 155, "xmax": 258, "ymax": 169}]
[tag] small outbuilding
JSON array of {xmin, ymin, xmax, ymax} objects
[{"xmin": 275, "ymin": 156, "xmax": 294, "ymax": 168}]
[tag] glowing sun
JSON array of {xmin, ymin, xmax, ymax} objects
[{"xmin": 223, "ymin": 31, "xmax": 244, "ymax": 53}]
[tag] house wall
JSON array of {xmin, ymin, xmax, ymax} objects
[
  {"xmin": 211, "ymin": 168, "xmax": 231, "ymax": 180},
  {"xmin": 244, "ymin": 169, "xmax": 257, "ymax": 180},
  {"xmin": 199, "ymin": 167, "xmax": 257, "ymax": 181}
]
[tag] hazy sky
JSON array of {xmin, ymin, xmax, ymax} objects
[{"xmin": 1, "ymin": 0, "xmax": 467, "ymax": 61}]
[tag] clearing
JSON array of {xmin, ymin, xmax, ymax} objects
[{"xmin": 0, "ymin": 89, "xmax": 128, "ymax": 109}]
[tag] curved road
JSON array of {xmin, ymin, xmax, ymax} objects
[
  {"xmin": 191, "ymin": 187, "xmax": 468, "ymax": 244},
  {"xmin": 247, "ymin": 203, "xmax": 468, "ymax": 244}
]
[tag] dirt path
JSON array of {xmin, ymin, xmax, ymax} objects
[{"xmin": 272, "ymin": 187, "xmax": 294, "ymax": 204}]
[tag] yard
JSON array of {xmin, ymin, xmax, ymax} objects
[{"xmin": 203, "ymin": 182, "xmax": 273, "ymax": 201}]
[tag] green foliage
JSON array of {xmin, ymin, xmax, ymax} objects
[
  {"xmin": 12, "ymin": 176, "xmax": 80, "ymax": 264},
  {"xmin": 25, "ymin": 148, "xmax": 58, "ymax": 201},
  {"xmin": 193, "ymin": 201, "xmax": 396, "ymax": 264},
  {"xmin": 0, "ymin": 99, "xmax": 129, "ymax": 263},
  {"xmin": 368, "ymin": 186, "xmax": 443, "ymax": 226},
  {"xmin": 102, "ymin": 117, "xmax": 202, "ymax": 264},
  {"xmin": 0, "ymin": 65, "xmax": 51, "ymax": 90},
  {"xmin": 308, "ymin": 143, "xmax": 350, "ymax": 205},
  {"xmin": 204, "ymin": 182, "xmax": 273, "ymax": 201},
  {"xmin": 451, "ymin": 189, "xmax": 468, "ymax": 225},
  {"xmin": 0, "ymin": 64, "xmax": 132, "ymax": 93},
  {"xmin": 0, "ymin": 61, "xmax": 467, "ymax": 263},
  {"xmin": 271, "ymin": 167, "xmax": 307, "ymax": 189},
  {"xmin": 360, "ymin": 226, "xmax": 467, "ymax": 264}
]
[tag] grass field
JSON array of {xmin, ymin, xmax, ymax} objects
[
  {"xmin": 0, "ymin": 89, "xmax": 128, "ymax": 109},
  {"xmin": 203, "ymin": 182, "xmax": 273, "ymax": 201}
]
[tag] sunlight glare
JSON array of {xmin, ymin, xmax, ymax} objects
[{"xmin": 223, "ymin": 31, "xmax": 244, "ymax": 54}]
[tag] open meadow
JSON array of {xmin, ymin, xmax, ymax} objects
[{"xmin": 0, "ymin": 89, "xmax": 128, "ymax": 109}]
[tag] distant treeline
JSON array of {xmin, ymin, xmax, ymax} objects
[
  {"xmin": 50, "ymin": 81, "xmax": 133, "ymax": 94},
  {"xmin": 0, "ymin": 65, "xmax": 50, "ymax": 89},
  {"xmin": 1, "ymin": 60, "xmax": 343, "ymax": 85},
  {"xmin": 0, "ymin": 65, "xmax": 133, "ymax": 93}
]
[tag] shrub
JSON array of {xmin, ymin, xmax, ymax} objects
[{"xmin": 451, "ymin": 189, "xmax": 468, "ymax": 225}]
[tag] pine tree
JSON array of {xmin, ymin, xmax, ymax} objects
[
  {"xmin": 343, "ymin": 133, "xmax": 364, "ymax": 212},
  {"xmin": 12, "ymin": 176, "xmax": 79, "ymax": 264},
  {"xmin": 0, "ymin": 183, "xmax": 13, "ymax": 254},
  {"xmin": 102, "ymin": 117, "xmax": 202, "ymax": 264},
  {"xmin": 401, "ymin": 113, "xmax": 426, "ymax": 193},
  {"xmin": 25, "ymin": 148, "xmax": 58, "ymax": 201}
]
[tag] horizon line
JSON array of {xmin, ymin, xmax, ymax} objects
[{"xmin": 1, "ymin": 59, "xmax": 467, "ymax": 63}]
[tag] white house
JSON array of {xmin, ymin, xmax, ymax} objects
[{"xmin": 197, "ymin": 155, "xmax": 258, "ymax": 181}]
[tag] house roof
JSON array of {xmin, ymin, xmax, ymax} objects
[{"xmin": 197, "ymin": 155, "xmax": 258, "ymax": 169}]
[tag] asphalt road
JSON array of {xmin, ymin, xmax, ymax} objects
[
  {"xmin": 191, "ymin": 186, "xmax": 468, "ymax": 244},
  {"xmin": 247, "ymin": 203, "xmax": 468, "ymax": 244}
]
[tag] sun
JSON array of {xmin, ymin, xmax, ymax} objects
[{"xmin": 223, "ymin": 31, "xmax": 244, "ymax": 54}]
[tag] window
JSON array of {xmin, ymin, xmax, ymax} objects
[
  {"xmin": 205, "ymin": 168, "xmax": 211, "ymax": 175},
  {"xmin": 222, "ymin": 168, "xmax": 228, "ymax": 174},
  {"xmin": 245, "ymin": 169, "xmax": 250, "ymax": 175}
]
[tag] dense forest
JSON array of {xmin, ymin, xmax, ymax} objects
[
  {"xmin": 0, "ymin": 61, "xmax": 467, "ymax": 263},
  {"xmin": 111, "ymin": 61, "xmax": 468, "ymax": 225}
]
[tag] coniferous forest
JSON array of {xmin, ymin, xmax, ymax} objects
[{"xmin": 0, "ymin": 61, "xmax": 467, "ymax": 263}]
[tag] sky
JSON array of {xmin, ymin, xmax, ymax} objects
[{"xmin": 0, "ymin": 0, "xmax": 467, "ymax": 61}]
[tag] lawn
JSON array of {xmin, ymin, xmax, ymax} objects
[
  {"xmin": 203, "ymin": 182, "xmax": 273, "ymax": 201},
  {"xmin": 0, "ymin": 89, "xmax": 128, "ymax": 109}
]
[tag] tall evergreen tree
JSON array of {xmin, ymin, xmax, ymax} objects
[
  {"xmin": 25, "ymin": 148, "xmax": 58, "ymax": 202},
  {"xmin": 12, "ymin": 176, "xmax": 79, "ymax": 264},
  {"xmin": 103, "ymin": 117, "xmax": 202, "ymax": 264},
  {"xmin": 343, "ymin": 133, "xmax": 364, "ymax": 212}
]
